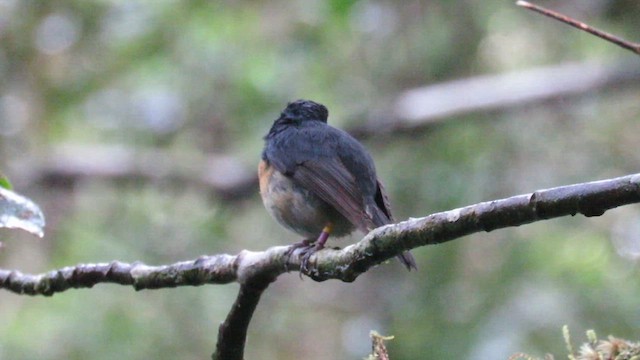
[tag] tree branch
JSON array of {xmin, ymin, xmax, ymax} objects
[
  {"xmin": 2, "ymin": 173, "xmax": 639, "ymax": 294},
  {"xmin": 517, "ymin": 1, "xmax": 640, "ymax": 55},
  {"xmin": 23, "ymin": 144, "xmax": 257, "ymax": 201},
  {"xmin": 351, "ymin": 61, "xmax": 640, "ymax": 137},
  {"xmin": 13, "ymin": 62, "xmax": 640, "ymax": 199},
  {"xmin": 2, "ymin": 173, "xmax": 639, "ymax": 359},
  {"xmin": 213, "ymin": 281, "xmax": 272, "ymax": 360}
]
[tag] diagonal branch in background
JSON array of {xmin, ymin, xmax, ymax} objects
[
  {"xmin": 350, "ymin": 61, "xmax": 640, "ymax": 137},
  {"xmin": 2, "ymin": 173, "xmax": 639, "ymax": 359},
  {"xmin": 517, "ymin": 1, "xmax": 640, "ymax": 55},
  {"xmin": 17, "ymin": 60, "xmax": 640, "ymax": 201},
  {"xmin": 24, "ymin": 144, "xmax": 257, "ymax": 201}
]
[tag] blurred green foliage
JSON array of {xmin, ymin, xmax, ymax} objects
[
  {"xmin": 0, "ymin": 174, "xmax": 11, "ymax": 189},
  {"xmin": 1, "ymin": 0, "xmax": 639, "ymax": 359}
]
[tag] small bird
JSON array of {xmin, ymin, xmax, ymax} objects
[{"xmin": 259, "ymin": 99, "xmax": 417, "ymax": 271}]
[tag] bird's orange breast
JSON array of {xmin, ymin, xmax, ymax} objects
[{"xmin": 257, "ymin": 160, "xmax": 353, "ymax": 239}]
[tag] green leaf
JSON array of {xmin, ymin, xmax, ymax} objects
[{"xmin": 0, "ymin": 174, "xmax": 12, "ymax": 190}]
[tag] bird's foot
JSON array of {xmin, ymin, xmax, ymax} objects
[
  {"xmin": 284, "ymin": 239, "xmax": 314, "ymax": 272},
  {"xmin": 284, "ymin": 239, "xmax": 325, "ymax": 276},
  {"xmin": 285, "ymin": 226, "xmax": 332, "ymax": 277},
  {"xmin": 299, "ymin": 242, "xmax": 325, "ymax": 274}
]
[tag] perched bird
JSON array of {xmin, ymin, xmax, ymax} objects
[{"xmin": 259, "ymin": 99, "xmax": 416, "ymax": 270}]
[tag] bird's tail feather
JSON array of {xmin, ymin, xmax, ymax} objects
[{"xmin": 397, "ymin": 251, "xmax": 417, "ymax": 271}]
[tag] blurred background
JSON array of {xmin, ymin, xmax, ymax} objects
[{"xmin": 1, "ymin": 0, "xmax": 639, "ymax": 359}]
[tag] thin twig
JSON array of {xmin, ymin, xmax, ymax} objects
[
  {"xmin": 516, "ymin": 1, "xmax": 640, "ymax": 55},
  {"xmin": 369, "ymin": 331, "xmax": 394, "ymax": 360}
]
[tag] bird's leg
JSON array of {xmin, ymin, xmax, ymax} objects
[
  {"xmin": 283, "ymin": 224, "xmax": 333, "ymax": 274},
  {"xmin": 300, "ymin": 223, "xmax": 333, "ymax": 272},
  {"xmin": 314, "ymin": 224, "xmax": 332, "ymax": 250}
]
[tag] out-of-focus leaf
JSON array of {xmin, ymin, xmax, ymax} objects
[
  {"xmin": 0, "ymin": 187, "xmax": 45, "ymax": 238},
  {"xmin": 0, "ymin": 174, "xmax": 12, "ymax": 190}
]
